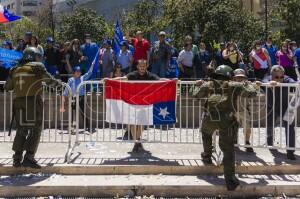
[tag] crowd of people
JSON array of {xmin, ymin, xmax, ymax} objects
[
  {"xmin": 3, "ymin": 30, "xmax": 300, "ymax": 191},
  {"xmin": 1, "ymin": 31, "xmax": 300, "ymax": 83}
]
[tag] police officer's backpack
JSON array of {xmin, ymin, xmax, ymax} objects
[{"xmin": 206, "ymin": 80, "xmax": 233, "ymax": 113}]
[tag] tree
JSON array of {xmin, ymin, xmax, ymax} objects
[
  {"xmin": 121, "ymin": 0, "xmax": 162, "ymax": 39},
  {"xmin": 35, "ymin": 0, "xmax": 57, "ymax": 39},
  {"xmin": 59, "ymin": 8, "xmax": 109, "ymax": 42},
  {"xmin": 6, "ymin": 17, "xmax": 53, "ymax": 44},
  {"xmin": 273, "ymin": 0, "xmax": 300, "ymax": 43},
  {"xmin": 163, "ymin": 0, "xmax": 264, "ymax": 53}
]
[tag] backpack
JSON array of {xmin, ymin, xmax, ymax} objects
[{"xmin": 206, "ymin": 80, "xmax": 233, "ymax": 113}]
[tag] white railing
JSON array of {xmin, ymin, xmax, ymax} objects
[
  {"xmin": 0, "ymin": 81, "xmax": 73, "ymax": 162},
  {"xmin": 1, "ymin": 80, "xmax": 299, "ymax": 164}
]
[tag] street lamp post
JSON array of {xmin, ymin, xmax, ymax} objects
[{"xmin": 265, "ymin": 0, "xmax": 268, "ymax": 40}]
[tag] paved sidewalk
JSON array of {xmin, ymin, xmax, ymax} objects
[{"xmin": 0, "ymin": 142, "xmax": 300, "ymax": 166}]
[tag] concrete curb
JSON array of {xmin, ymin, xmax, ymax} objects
[
  {"xmin": 1, "ymin": 165, "xmax": 300, "ymax": 175},
  {"xmin": 1, "ymin": 185, "xmax": 300, "ymax": 197}
]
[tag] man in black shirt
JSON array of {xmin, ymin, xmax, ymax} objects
[
  {"xmin": 115, "ymin": 59, "xmax": 159, "ymax": 152},
  {"xmin": 44, "ymin": 37, "xmax": 61, "ymax": 78}
]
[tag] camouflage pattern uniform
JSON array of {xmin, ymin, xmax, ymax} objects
[
  {"xmin": 5, "ymin": 47, "xmax": 60, "ymax": 168},
  {"xmin": 196, "ymin": 65, "xmax": 258, "ymax": 190}
]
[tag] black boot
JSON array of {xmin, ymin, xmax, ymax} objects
[
  {"xmin": 12, "ymin": 151, "xmax": 23, "ymax": 168},
  {"xmin": 22, "ymin": 153, "xmax": 41, "ymax": 169},
  {"xmin": 287, "ymin": 151, "xmax": 296, "ymax": 160},
  {"xmin": 226, "ymin": 176, "xmax": 240, "ymax": 191},
  {"xmin": 201, "ymin": 152, "xmax": 213, "ymax": 165},
  {"xmin": 245, "ymin": 141, "xmax": 254, "ymax": 153}
]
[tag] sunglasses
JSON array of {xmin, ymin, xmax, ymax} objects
[{"xmin": 274, "ymin": 76, "xmax": 284, "ymax": 79}]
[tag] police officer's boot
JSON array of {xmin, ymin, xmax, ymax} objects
[
  {"xmin": 201, "ymin": 152, "xmax": 213, "ymax": 165},
  {"xmin": 225, "ymin": 176, "xmax": 240, "ymax": 191},
  {"xmin": 22, "ymin": 152, "xmax": 41, "ymax": 169},
  {"xmin": 12, "ymin": 151, "xmax": 23, "ymax": 168},
  {"xmin": 287, "ymin": 151, "xmax": 296, "ymax": 160}
]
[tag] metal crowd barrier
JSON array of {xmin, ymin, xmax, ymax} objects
[
  {"xmin": 1, "ymin": 80, "xmax": 299, "ymax": 164},
  {"xmin": 0, "ymin": 81, "xmax": 73, "ymax": 161}
]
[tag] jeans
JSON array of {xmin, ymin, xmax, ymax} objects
[{"xmin": 267, "ymin": 108, "xmax": 295, "ymax": 153}]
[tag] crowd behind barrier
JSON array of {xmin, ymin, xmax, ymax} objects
[{"xmin": 1, "ymin": 31, "xmax": 300, "ymax": 164}]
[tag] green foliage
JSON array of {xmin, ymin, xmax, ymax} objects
[
  {"xmin": 5, "ymin": 17, "xmax": 53, "ymax": 44},
  {"xmin": 59, "ymin": 8, "xmax": 108, "ymax": 42},
  {"xmin": 122, "ymin": 0, "xmax": 264, "ymax": 54},
  {"xmin": 121, "ymin": 0, "xmax": 162, "ymax": 39},
  {"xmin": 274, "ymin": 0, "xmax": 300, "ymax": 43},
  {"xmin": 163, "ymin": 0, "xmax": 264, "ymax": 52}
]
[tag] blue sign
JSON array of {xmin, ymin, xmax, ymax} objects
[{"xmin": 0, "ymin": 48, "xmax": 22, "ymax": 69}]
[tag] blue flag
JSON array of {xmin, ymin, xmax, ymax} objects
[
  {"xmin": 89, "ymin": 49, "xmax": 100, "ymax": 80},
  {"xmin": 112, "ymin": 21, "xmax": 124, "ymax": 55},
  {"xmin": 0, "ymin": 48, "xmax": 23, "ymax": 69}
]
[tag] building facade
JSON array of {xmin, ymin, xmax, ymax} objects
[
  {"xmin": 54, "ymin": 0, "xmax": 140, "ymax": 21},
  {"xmin": 0, "ymin": 0, "xmax": 43, "ymax": 17}
]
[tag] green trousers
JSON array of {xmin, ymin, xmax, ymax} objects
[
  {"xmin": 12, "ymin": 96, "xmax": 43, "ymax": 161},
  {"xmin": 201, "ymin": 115, "xmax": 238, "ymax": 181}
]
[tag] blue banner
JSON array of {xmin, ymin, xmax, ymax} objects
[
  {"xmin": 166, "ymin": 57, "xmax": 179, "ymax": 78},
  {"xmin": 112, "ymin": 21, "xmax": 124, "ymax": 55},
  {"xmin": 0, "ymin": 48, "xmax": 23, "ymax": 69}
]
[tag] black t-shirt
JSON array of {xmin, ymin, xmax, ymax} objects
[
  {"xmin": 44, "ymin": 47, "xmax": 60, "ymax": 66},
  {"xmin": 127, "ymin": 71, "xmax": 159, "ymax": 80}
]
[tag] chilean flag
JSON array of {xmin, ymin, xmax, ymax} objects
[
  {"xmin": 0, "ymin": 5, "xmax": 22, "ymax": 24},
  {"xmin": 105, "ymin": 80, "xmax": 177, "ymax": 125}
]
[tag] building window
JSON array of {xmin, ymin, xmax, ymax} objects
[
  {"xmin": 23, "ymin": 1, "xmax": 38, "ymax": 6},
  {"xmin": 22, "ymin": 11, "xmax": 36, "ymax": 16}
]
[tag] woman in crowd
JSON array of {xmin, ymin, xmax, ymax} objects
[
  {"xmin": 178, "ymin": 41, "xmax": 194, "ymax": 80},
  {"xmin": 65, "ymin": 39, "xmax": 84, "ymax": 74},
  {"xmin": 276, "ymin": 41, "xmax": 296, "ymax": 80},
  {"xmin": 27, "ymin": 35, "xmax": 44, "ymax": 56},
  {"xmin": 110, "ymin": 64, "xmax": 124, "ymax": 78},
  {"xmin": 249, "ymin": 40, "xmax": 271, "ymax": 80},
  {"xmin": 222, "ymin": 42, "xmax": 242, "ymax": 70}
]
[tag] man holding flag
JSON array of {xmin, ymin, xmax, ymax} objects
[{"xmin": 106, "ymin": 59, "xmax": 176, "ymax": 153}]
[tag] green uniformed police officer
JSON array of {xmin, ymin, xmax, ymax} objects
[
  {"xmin": 195, "ymin": 65, "xmax": 258, "ymax": 191},
  {"xmin": 5, "ymin": 47, "xmax": 61, "ymax": 169}
]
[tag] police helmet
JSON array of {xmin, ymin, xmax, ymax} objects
[
  {"xmin": 23, "ymin": 47, "xmax": 42, "ymax": 62},
  {"xmin": 213, "ymin": 65, "xmax": 233, "ymax": 79}
]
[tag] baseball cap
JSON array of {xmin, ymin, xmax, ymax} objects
[
  {"xmin": 73, "ymin": 66, "xmax": 81, "ymax": 72},
  {"xmin": 120, "ymin": 41, "xmax": 129, "ymax": 48},
  {"xmin": 233, "ymin": 69, "xmax": 246, "ymax": 78},
  {"xmin": 159, "ymin": 31, "xmax": 166, "ymax": 36}
]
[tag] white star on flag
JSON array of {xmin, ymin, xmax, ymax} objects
[{"xmin": 159, "ymin": 107, "xmax": 170, "ymax": 119}]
